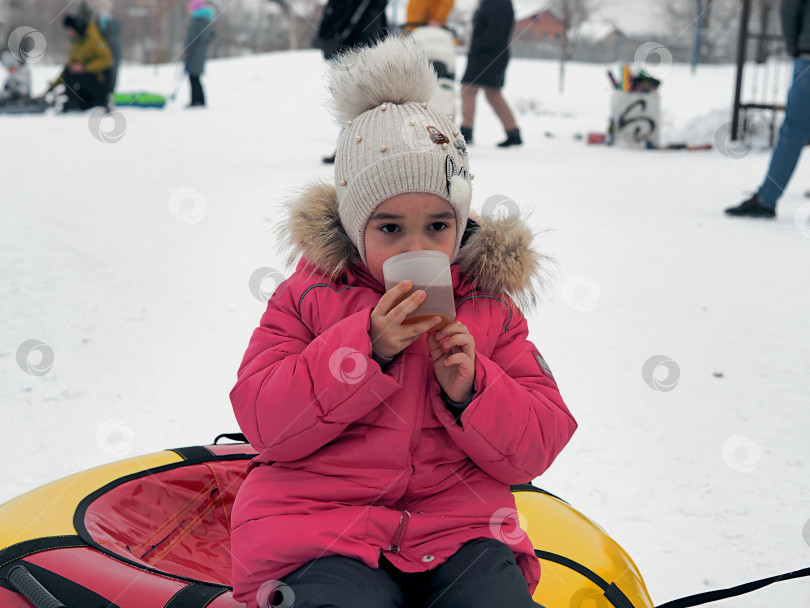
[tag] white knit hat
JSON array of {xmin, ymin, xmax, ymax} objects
[{"xmin": 328, "ymin": 36, "xmax": 472, "ymax": 266}]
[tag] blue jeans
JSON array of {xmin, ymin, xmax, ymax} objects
[{"xmin": 756, "ymin": 57, "xmax": 810, "ymax": 208}]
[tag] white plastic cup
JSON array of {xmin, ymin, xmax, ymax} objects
[{"xmin": 382, "ymin": 250, "xmax": 456, "ymax": 329}]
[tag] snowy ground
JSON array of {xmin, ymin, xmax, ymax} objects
[{"xmin": 2, "ymin": 51, "xmax": 810, "ymax": 607}]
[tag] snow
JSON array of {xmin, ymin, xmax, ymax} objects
[{"xmin": 3, "ymin": 50, "xmax": 810, "ymax": 607}]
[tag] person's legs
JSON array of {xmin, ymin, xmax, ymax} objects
[
  {"xmin": 481, "ymin": 86, "xmax": 522, "ymax": 147},
  {"xmin": 460, "ymin": 83, "xmax": 478, "ymax": 143},
  {"xmin": 482, "ymin": 86, "xmax": 517, "ymax": 132},
  {"xmin": 755, "ymin": 58, "xmax": 810, "ymax": 208},
  {"xmin": 110, "ymin": 64, "xmax": 119, "ymax": 92},
  {"xmin": 189, "ymin": 75, "xmax": 205, "ymax": 106},
  {"xmin": 197, "ymin": 76, "xmax": 206, "ymax": 106},
  {"xmin": 60, "ymin": 72, "xmax": 106, "ymax": 111},
  {"xmin": 414, "ymin": 539, "xmax": 542, "ymax": 608},
  {"xmin": 280, "ymin": 555, "xmax": 404, "ymax": 608}
]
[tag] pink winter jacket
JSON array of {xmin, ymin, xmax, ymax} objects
[{"xmin": 229, "ymin": 183, "xmax": 577, "ymax": 607}]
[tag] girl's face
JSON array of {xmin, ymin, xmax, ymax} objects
[{"xmin": 364, "ymin": 193, "xmax": 457, "ymax": 287}]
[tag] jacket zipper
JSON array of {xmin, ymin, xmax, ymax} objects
[{"xmin": 388, "ymin": 509, "xmax": 411, "ymax": 553}]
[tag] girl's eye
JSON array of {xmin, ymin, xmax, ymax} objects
[
  {"xmin": 380, "ymin": 224, "xmax": 399, "ymax": 234},
  {"xmin": 430, "ymin": 222, "xmax": 448, "ymax": 231}
]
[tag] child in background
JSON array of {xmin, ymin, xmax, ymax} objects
[
  {"xmin": 230, "ymin": 37, "xmax": 576, "ymax": 608},
  {"xmin": 0, "ymin": 51, "xmax": 31, "ymax": 105}
]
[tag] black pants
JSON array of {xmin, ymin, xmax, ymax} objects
[
  {"xmin": 277, "ymin": 538, "xmax": 543, "ymax": 608},
  {"xmin": 60, "ymin": 72, "xmax": 108, "ymax": 111},
  {"xmin": 189, "ymin": 74, "xmax": 205, "ymax": 106}
]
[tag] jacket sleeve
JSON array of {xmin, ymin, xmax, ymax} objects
[
  {"xmin": 48, "ymin": 68, "xmax": 66, "ymax": 91},
  {"xmin": 431, "ymin": 307, "xmax": 577, "ymax": 485},
  {"xmin": 230, "ymin": 281, "xmax": 402, "ymax": 462},
  {"xmin": 780, "ymin": 0, "xmax": 802, "ymax": 57}
]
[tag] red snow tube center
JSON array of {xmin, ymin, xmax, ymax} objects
[{"xmin": 82, "ymin": 460, "xmax": 248, "ymax": 585}]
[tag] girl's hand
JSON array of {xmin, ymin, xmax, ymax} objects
[
  {"xmin": 369, "ymin": 280, "xmax": 442, "ymax": 358},
  {"xmin": 427, "ymin": 321, "xmax": 475, "ymax": 403}
]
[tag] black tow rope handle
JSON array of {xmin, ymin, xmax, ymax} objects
[
  {"xmin": 656, "ymin": 565, "xmax": 810, "ymax": 608},
  {"xmin": 6, "ymin": 564, "xmax": 66, "ymax": 608}
]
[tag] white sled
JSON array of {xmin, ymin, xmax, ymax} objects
[{"xmin": 409, "ymin": 25, "xmax": 457, "ymax": 117}]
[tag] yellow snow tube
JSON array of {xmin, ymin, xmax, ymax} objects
[
  {"xmin": 0, "ymin": 443, "xmax": 654, "ymax": 608},
  {"xmin": 513, "ymin": 485, "xmax": 654, "ymax": 608}
]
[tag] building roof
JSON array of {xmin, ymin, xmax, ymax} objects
[{"xmin": 571, "ymin": 20, "xmax": 625, "ymax": 43}]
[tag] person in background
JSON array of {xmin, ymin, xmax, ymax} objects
[
  {"xmin": 184, "ymin": 0, "xmax": 216, "ymax": 108},
  {"xmin": 47, "ymin": 14, "xmax": 113, "ymax": 112},
  {"xmin": 0, "ymin": 50, "xmax": 32, "ymax": 105},
  {"xmin": 93, "ymin": 0, "xmax": 122, "ymax": 92},
  {"xmin": 316, "ymin": 0, "xmax": 388, "ymax": 164},
  {"xmin": 459, "ymin": 0, "xmax": 522, "ymax": 148},
  {"xmin": 406, "ymin": 0, "xmax": 454, "ymax": 28},
  {"xmin": 725, "ymin": 0, "xmax": 810, "ymax": 219}
]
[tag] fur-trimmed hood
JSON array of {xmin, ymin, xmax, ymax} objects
[{"xmin": 276, "ymin": 182, "xmax": 553, "ymax": 311}]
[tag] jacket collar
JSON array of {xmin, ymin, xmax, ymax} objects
[{"xmin": 279, "ymin": 181, "xmax": 552, "ymax": 311}]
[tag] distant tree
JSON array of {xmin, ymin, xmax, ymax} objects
[
  {"xmin": 549, "ymin": 0, "xmax": 592, "ymax": 92},
  {"xmin": 268, "ymin": 0, "xmax": 321, "ymax": 50},
  {"xmin": 665, "ymin": 0, "xmax": 739, "ymax": 65},
  {"xmin": 0, "ymin": 0, "xmax": 74, "ymax": 63},
  {"xmin": 1, "ymin": 0, "xmax": 323, "ymax": 67},
  {"xmin": 751, "ymin": 0, "xmax": 780, "ymax": 62}
]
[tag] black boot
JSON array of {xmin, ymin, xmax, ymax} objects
[
  {"xmin": 460, "ymin": 125, "xmax": 473, "ymax": 145},
  {"xmin": 724, "ymin": 194, "xmax": 775, "ymax": 218},
  {"xmin": 497, "ymin": 128, "xmax": 522, "ymax": 148}
]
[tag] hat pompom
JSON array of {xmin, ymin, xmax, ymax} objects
[
  {"xmin": 449, "ymin": 175, "xmax": 471, "ymax": 210},
  {"xmin": 328, "ymin": 36, "xmax": 438, "ymax": 124}
]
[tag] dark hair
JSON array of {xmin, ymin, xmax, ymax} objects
[{"xmin": 63, "ymin": 15, "xmax": 88, "ymax": 36}]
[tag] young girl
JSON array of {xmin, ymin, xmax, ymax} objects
[{"xmin": 230, "ymin": 37, "xmax": 576, "ymax": 608}]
